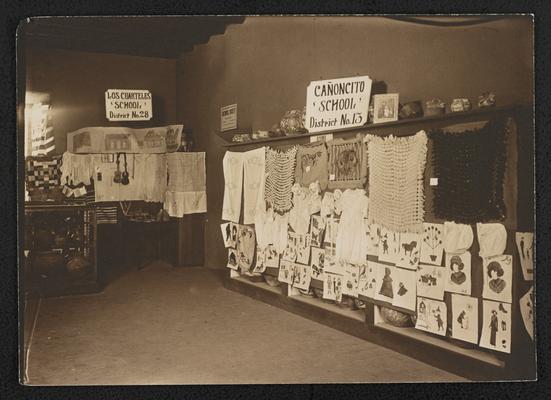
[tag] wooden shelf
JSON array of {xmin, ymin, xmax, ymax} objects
[{"xmin": 221, "ymin": 104, "xmax": 522, "ymax": 148}]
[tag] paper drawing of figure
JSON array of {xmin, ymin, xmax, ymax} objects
[
  {"xmin": 457, "ymin": 310, "xmax": 468, "ymax": 329},
  {"xmin": 516, "ymin": 232, "xmax": 534, "ymax": 281},
  {"xmin": 433, "ymin": 307, "xmax": 444, "ymax": 332},
  {"xmin": 487, "ymin": 261, "xmax": 506, "ymax": 294},
  {"xmin": 449, "ymin": 255, "xmax": 466, "ymax": 285},
  {"xmin": 489, "ymin": 309, "xmax": 499, "ymax": 346},
  {"xmin": 397, "ymin": 282, "xmax": 407, "ymax": 296},
  {"xmin": 379, "ymin": 267, "xmax": 394, "ymax": 298}
]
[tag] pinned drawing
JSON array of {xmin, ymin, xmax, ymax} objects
[
  {"xmin": 378, "ymin": 227, "xmax": 400, "ymax": 264},
  {"xmin": 323, "ymin": 217, "xmax": 339, "ymax": 257},
  {"xmin": 296, "ymin": 233, "xmax": 312, "ymax": 265},
  {"xmin": 237, "ymin": 224, "xmax": 256, "ymax": 272},
  {"xmin": 482, "ymin": 255, "xmax": 513, "ymax": 303},
  {"xmin": 516, "ymin": 232, "xmax": 534, "ymax": 281},
  {"xmin": 444, "ymin": 252, "xmax": 472, "ymax": 295},
  {"xmin": 451, "ymin": 294, "xmax": 479, "ymax": 344},
  {"xmin": 480, "ymin": 299, "xmax": 511, "ymax": 354},
  {"xmin": 282, "ymin": 231, "xmax": 298, "ymax": 262},
  {"xmin": 265, "ymin": 245, "xmax": 280, "ymax": 269},
  {"xmin": 415, "ymin": 297, "xmax": 447, "ymax": 337},
  {"xmin": 392, "ymin": 267, "xmax": 417, "ymax": 311},
  {"xmin": 310, "ymin": 215, "xmax": 326, "ymax": 247},
  {"xmin": 323, "ymin": 272, "xmax": 343, "ymax": 302},
  {"xmin": 278, "ymin": 259, "xmax": 294, "ymax": 284},
  {"xmin": 226, "ymin": 248, "xmax": 239, "ymax": 270},
  {"xmin": 342, "ymin": 264, "xmax": 359, "ymax": 297},
  {"xmin": 310, "ymin": 246, "xmax": 325, "ymax": 280},
  {"xmin": 520, "ymin": 286, "xmax": 534, "ymax": 340},
  {"xmin": 252, "ymin": 247, "xmax": 267, "ymax": 274},
  {"xmin": 397, "ymin": 232, "xmax": 421, "ymax": 270},
  {"xmin": 374, "ymin": 263, "xmax": 395, "ymax": 303},
  {"xmin": 366, "ymin": 222, "xmax": 381, "ymax": 256},
  {"xmin": 220, "ymin": 222, "xmax": 237, "ymax": 248},
  {"xmin": 292, "ymin": 263, "xmax": 312, "ymax": 291},
  {"xmin": 416, "ymin": 263, "xmax": 445, "ymax": 300},
  {"xmin": 358, "ymin": 262, "xmax": 378, "ymax": 299},
  {"xmin": 420, "ymin": 223, "xmax": 444, "ymax": 266}
]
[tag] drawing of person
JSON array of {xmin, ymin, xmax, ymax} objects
[
  {"xmin": 449, "ymin": 255, "xmax": 466, "ymax": 285},
  {"xmin": 433, "ymin": 307, "xmax": 444, "ymax": 331},
  {"xmin": 397, "ymin": 282, "xmax": 408, "ymax": 296},
  {"xmin": 228, "ymin": 251, "xmax": 237, "ymax": 266},
  {"xmin": 490, "ymin": 309, "xmax": 499, "ymax": 346},
  {"xmin": 231, "ymin": 225, "xmax": 238, "ymax": 243},
  {"xmin": 457, "ymin": 310, "xmax": 469, "ymax": 329},
  {"xmin": 225, "ymin": 224, "xmax": 231, "ymax": 242},
  {"xmin": 418, "ymin": 300, "xmax": 426, "ymax": 317},
  {"xmin": 379, "ymin": 267, "xmax": 394, "ymax": 298},
  {"xmin": 382, "ymin": 235, "xmax": 389, "ymax": 254},
  {"xmin": 487, "ymin": 261, "xmax": 506, "ymax": 294}
]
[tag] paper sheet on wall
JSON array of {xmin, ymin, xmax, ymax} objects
[
  {"xmin": 391, "ymin": 267, "xmax": 417, "ymax": 311},
  {"xmin": 252, "ymin": 247, "xmax": 267, "ymax": 274},
  {"xmin": 366, "ymin": 223, "xmax": 381, "ymax": 257},
  {"xmin": 226, "ymin": 248, "xmax": 239, "ymax": 270},
  {"xmin": 397, "ymin": 232, "xmax": 421, "ymax": 270},
  {"xmin": 420, "ymin": 223, "xmax": 444, "ymax": 266},
  {"xmin": 265, "ymin": 245, "xmax": 280, "ymax": 269},
  {"xmin": 221, "ymin": 222, "xmax": 237, "ymax": 248},
  {"xmin": 415, "ymin": 297, "xmax": 447, "ymax": 337},
  {"xmin": 358, "ymin": 261, "xmax": 377, "ymax": 299},
  {"xmin": 378, "ymin": 227, "xmax": 400, "ymax": 264},
  {"xmin": 310, "ymin": 215, "xmax": 326, "ymax": 247},
  {"xmin": 416, "ymin": 263, "xmax": 445, "ymax": 300},
  {"xmin": 342, "ymin": 264, "xmax": 359, "ymax": 297},
  {"xmin": 479, "ymin": 299, "xmax": 511, "ymax": 354},
  {"xmin": 278, "ymin": 259, "xmax": 294, "ymax": 284},
  {"xmin": 374, "ymin": 263, "xmax": 396, "ymax": 304},
  {"xmin": 515, "ymin": 232, "xmax": 534, "ymax": 281},
  {"xmin": 282, "ymin": 231, "xmax": 298, "ymax": 262},
  {"xmin": 295, "ymin": 233, "xmax": 312, "ymax": 265},
  {"xmin": 444, "ymin": 251, "xmax": 472, "ymax": 295},
  {"xmin": 291, "ymin": 263, "xmax": 312, "ymax": 291},
  {"xmin": 310, "ymin": 246, "xmax": 325, "ymax": 281},
  {"xmin": 323, "ymin": 272, "xmax": 343, "ymax": 302},
  {"xmin": 451, "ymin": 294, "xmax": 479, "ymax": 344},
  {"xmin": 520, "ymin": 286, "xmax": 534, "ymax": 340},
  {"xmin": 482, "ymin": 254, "xmax": 513, "ymax": 303}
]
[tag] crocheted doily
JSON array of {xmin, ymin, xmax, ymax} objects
[{"xmin": 265, "ymin": 146, "xmax": 298, "ymax": 215}]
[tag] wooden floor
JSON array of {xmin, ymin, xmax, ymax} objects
[{"xmin": 24, "ymin": 262, "xmax": 465, "ymax": 384}]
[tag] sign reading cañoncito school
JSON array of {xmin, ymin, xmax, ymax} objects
[
  {"xmin": 105, "ymin": 89, "xmax": 153, "ymax": 121},
  {"xmin": 305, "ymin": 76, "xmax": 372, "ymax": 133}
]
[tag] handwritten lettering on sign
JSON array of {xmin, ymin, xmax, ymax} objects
[
  {"xmin": 105, "ymin": 89, "xmax": 153, "ymax": 121},
  {"xmin": 305, "ymin": 76, "xmax": 372, "ymax": 133}
]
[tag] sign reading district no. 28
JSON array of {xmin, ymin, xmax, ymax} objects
[
  {"xmin": 105, "ymin": 89, "xmax": 153, "ymax": 121},
  {"xmin": 305, "ymin": 75, "xmax": 372, "ymax": 133}
]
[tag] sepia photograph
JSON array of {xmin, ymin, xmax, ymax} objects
[{"xmin": 16, "ymin": 15, "xmax": 535, "ymax": 386}]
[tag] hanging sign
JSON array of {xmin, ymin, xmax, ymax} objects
[
  {"xmin": 220, "ymin": 104, "xmax": 238, "ymax": 132},
  {"xmin": 305, "ymin": 75, "xmax": 372, "ymax": 133},
  {"xmin": 105, "ymin": 89, "xmax": 153, "ymax": 121}
]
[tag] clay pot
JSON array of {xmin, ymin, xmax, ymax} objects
[{"xmin": 263, "ymin": 274, "xmax": 281, "ymax": 287}]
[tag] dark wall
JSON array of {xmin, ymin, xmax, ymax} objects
[
  {"xmin": 176, "ymin": 16, "xmax": 534, "ymax": 269},
  {"xmin": 25, "ymin": 47, "xmax": 178, "ymax": 154}
]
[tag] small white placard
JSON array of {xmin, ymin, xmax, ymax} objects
[
  {"xmin": 310, "ymin": 133, "xmax": 334, "ymax": 143},
  {"xmin": 105, "ymin": 89, "xmax": 152, "ymax": 121},
  {"xmin": 430, "ymin": 178, "xmax": 439, "ymax": 186},
  {"xmin": 220, "ymin": 104, "xmax": 238, "ymax": 132},
  {"xmin": 329, "ymin": 174, "xmax": 336, "ymax": 181}
]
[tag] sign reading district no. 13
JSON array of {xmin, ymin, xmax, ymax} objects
[
  {"xmin": 105, "ymin": 89, "xmax": 153, "ymax": 121},
  {"xmin": 305, "ymin": 75, "xmax": 372, "ymax": 133}
]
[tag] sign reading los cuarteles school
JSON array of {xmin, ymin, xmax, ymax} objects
[
  {"xmin": 105, "ymin": 89, "xmax": 153, "ymax": 121},
  {"xmin": 305, "ymin": 76, "xmax": 372, "ymax": 133}
]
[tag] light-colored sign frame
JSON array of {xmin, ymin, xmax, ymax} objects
[{"xmin": 220, "ymin": 104, "xmax": 238, "ymax": 132}]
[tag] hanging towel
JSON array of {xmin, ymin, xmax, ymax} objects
[
  {"xmin": 222, "ymin": 151, "xmax": 244, "ymax": 223},
  {"xmin": 443, "ymin": 221, "xmax": 474, "ymax": 254},
  {"xmin": 243, "ymin": 148, "xmax": 266, "ymax": 224},
  {"xmin": 164, "ymin": 152, "xmax": 207, "ymax": 217}
]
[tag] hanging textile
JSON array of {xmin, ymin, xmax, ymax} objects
[
  {"xmin": 335, "ymin": 189, "xmax": 369, "ymax": 264},
  {"xmin": 92, "ymin": 154, "xmax": 142, "ymax": 202},
  {"xmin": 289, "ymin": 182, "xmax": 322, "ymax": 235},
  {"xmin": 164, "ymin": 152, "xmax": 207, "ymax": 217},
  {"xmin": 295, "ymin": 141, "xmax": 329, "ymax": 190},
  {"xmin": 25, "ymin": 155, "xmax": 62, "ymax": 190},
  {"xmin": 222, "ymin": 151, "xmax": 244, "ymax": 223},
  {"xmin": 476, "ymin": 222, "xmax": 507, "ymax": 259},
  {"xmin": 326, "ymin": 136, "xmax": 367, "ymax": 190},
  {"xmin": 430, "ymin": 118, "xmax": 508, "ymax": 223},
  {"xmin": 243, "ymin": 148, "xmax": 266, "ymax": 225},
  {"xmin": 140, "ymin": 154, "xmax": 168, "ymax": 203},
  {"xmin": 265, "ymin": 146, "xmax": 298, "ymax": 215},
  {"xmin": 95, "ymin": 205, "xmax": 118, "ymax": 224},
  {"xmin": 367, "ymin": 130, "xmax": 428, "ymax": 233},
  {"xmin": 60, "ymin": 152, "xmax": 94, "ymax": 186}
]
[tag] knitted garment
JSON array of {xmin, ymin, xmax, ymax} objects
[
  {"xmin": 264, "ymin": 146, "xmax": 298, "ymax": 215},
  {"xmin": 295, "ymin": 141, "xmax": 329, "ymax": 190},
  {"xmin": 326, "ymin": 136, "xmax": 367, "ymax": 190},
  {"xmin": 430, "ymin": 118, "xmax": 508, "ymax": 223},
  {"xmin": 367, "ymin": 130, "xmax": 428, "ymax": 233}
]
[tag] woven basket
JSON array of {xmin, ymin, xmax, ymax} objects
[{"xmin": 380, "ymin": 306, "xmax": 413, "ymax": 327}]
